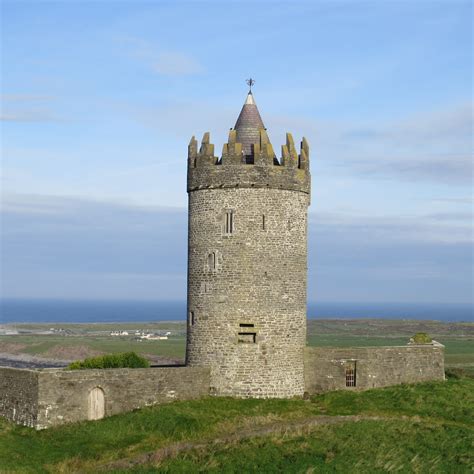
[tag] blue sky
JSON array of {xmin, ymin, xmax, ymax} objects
[{"xmin": 1, "ymin": 0, "xmax": 472, "ymax": 304}]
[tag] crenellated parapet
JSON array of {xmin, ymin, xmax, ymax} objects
[{"xmin": 187, "ymin": 131, "xmax": 311, "ymax": 195}]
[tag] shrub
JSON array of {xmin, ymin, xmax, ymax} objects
[
  {"xmin": 410, "ymin": 332, "xmax": 432, "ymax": 344},
  {"xmin": 67, "ymin": 352, "xmax": 150, "ymax": 370}
]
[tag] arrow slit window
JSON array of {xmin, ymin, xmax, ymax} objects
[{"xmin": 224, "ymin": 210, "xmax": 234, "ymax": 235}]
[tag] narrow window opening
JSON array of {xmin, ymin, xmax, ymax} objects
[
  {"xmin": 245, "ymin": 150, "xmax": 254, "ymax": 164},
  {"xmin": 238, "ymin": 332, "xmax": 256, "ymax": 343},
  {"xmin": 207, "ymin": 252, "xmax": 216, "ymax": 270},
  {"xmin": 190, "ymin": 311, "xmax": 195, "ymax": 326},
  {"xmin": 345, "ymin": 363, "xmax": 356, "ymax": 387},
  {"xmin": 224, "ymin": 211, "xmax": 234, "ymax": 235},
  {"xmin": 262, "ymin": 214, "xmax": 266, "ymax": 230},
  {"xmin": 239, "ymin": 323, "xmax": 255, "ymax": 328}
]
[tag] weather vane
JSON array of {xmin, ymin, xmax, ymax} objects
[{"xmin": 246, "ymin": 77, "xmax": 255, "ymax": 92}]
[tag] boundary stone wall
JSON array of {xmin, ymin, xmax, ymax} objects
[
  {"xmin": 304, "ymin": 343, "xmax": 445, "ymax": 394},
  {"xmin": 1, "ymin": 344, "xmax": 446, "ymax": 429},
  {"xmin": 0, "ymin": 366, "xmax": 210, "ymax": 429},
  {"xmin": 0, "ymin": 367, "xmax": 39, "ymax": 428}
]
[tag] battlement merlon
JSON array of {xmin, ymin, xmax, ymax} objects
[{"xmin": 187, "ymin": 131, "xmax": 311, "ymax": 196}]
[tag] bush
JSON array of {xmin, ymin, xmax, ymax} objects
[
  {"xmin": 67, "ymin": 352, "xmax": 150, "ymax": 370},
  {"xmin": 410, "ymin": 332, "xmax": 432, "ymax": 344}
]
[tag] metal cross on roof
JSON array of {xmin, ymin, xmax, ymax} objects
[{"xmin": 246, "ymin": 78, "xmax": 255, "ymax": 92}]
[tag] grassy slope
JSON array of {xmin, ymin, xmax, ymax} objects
[
  {"xmin": 153, "ymin": 420, "xmax": 471, "ymax": 474},
  {"xmin": 1, "ymin": 377, "xmax": 473, "ymax": 473}
]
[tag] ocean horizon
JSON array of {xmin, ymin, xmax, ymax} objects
[{"xmin": 0, "ymin": 298, "xmax": 472, "ymax": 324}]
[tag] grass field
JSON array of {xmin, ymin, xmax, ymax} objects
[
  {"xmin": 0, "ymin": 334, "xmax": 186, "ymax": 359},
  {"xmin": 1, "ymin": 376, "xmax": 472, "ymax": 472}
]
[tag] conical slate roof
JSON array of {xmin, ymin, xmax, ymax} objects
[{"xmin": 234, "ymin": 92, "xmax": 267, "ymax": 156}]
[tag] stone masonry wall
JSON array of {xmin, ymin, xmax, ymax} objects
[
  {"xmin": 0, "ymin": 366, "xmax": 209, "ymax": 429},
  {"xmin": 36, "ymin": 366, "xmax": 210, "ymax": 429},
  {"xmin": 304, "ymin": 343, "xmax": 445, "ymax": 394},
  {"xmin": 0, "ymin": 367, "xmax": 39, "ymax": 428},
  {"xmin": 186, "ymin": 187, "xmax": 309, "ymax": 398}
]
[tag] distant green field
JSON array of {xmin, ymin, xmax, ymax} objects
[
  {"xmin": 307, "ymin": 319, "xmax": 474, "ymax": 373},
  {"xmin": 1, "ymin": 376, "xmax": 472, "ymax": 472},
  {"xmin": 2, "ymin": 319, "xmax": 472, "ymax": 370},
  {"xmin": 0, "ymin": 334, "xmax": 186, "ymax": 359}
]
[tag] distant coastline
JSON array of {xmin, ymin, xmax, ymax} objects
[{"xmin": 1, "ymin": 299, "xmax": 472, "ymax": 324}]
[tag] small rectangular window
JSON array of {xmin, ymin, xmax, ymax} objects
[
  {"xmin": 238, "ymin": 332, "xmax": 256, "ymax": 343},
  {"xmin": 224, "ymin": 211, "xmax": 234, "ymax": 235},
  {"xmin": 189, "ymin": 311, "xmax": 195, "ymax": 326},
  {"xmin": 262, "ymin": 214, "xmax": 266, "ymax": 230},
  {"xmin": 239, "ymin": 323, "xmax": 255, "ymax": 328},
  {"xmin": 345, "ymin": 363, "xmax": 356, "ymax": 387}
]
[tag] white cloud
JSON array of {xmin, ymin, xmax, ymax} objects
[
  {"xmin": 118, "ymin": 36, "xmax": 204, "ymax": 76},
  {"xmin": 1, "ymin": 194, "xmax": 472, "ymax": 303},
  {"xmin": 0, "ymin": 111, "xmax": 62, "ymax": 122},
  {"xmin": 1, "ymin": 94, "xmax": 61, "ymax": 122},
  {"xmin": 151, "ymin": 51, "xmax": 204, "ymax": 76},
  {"xmin": 1, "ymin": 94, "xmax": 55, "ymax": 103},
  {"xmin": 265, "ymin": 101, "xmax": 473, "ymax": 186}
]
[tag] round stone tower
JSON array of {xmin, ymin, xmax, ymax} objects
[{"xmin": 186, "ymin": 88, "xmax": 311, "ymax": 398}]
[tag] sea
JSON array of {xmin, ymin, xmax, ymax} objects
[{"xmin": 0, "ymin": 299, "xmax": 472, "ymax": 324}]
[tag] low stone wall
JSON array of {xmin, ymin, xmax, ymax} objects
[
  {"xmin": 1, "ymin": 366, "xmax": 210, "ymax": 429},
  {"xmin": 1, "ymin": 344, "xmax": 446, "ymax": 429},
  {"xmin": 0, "ymin": 367, "xmax": 39, "ymax": 428},
  {"xmin": 304, "ymin": 343, "xmax": 445, "ymax": 394}
]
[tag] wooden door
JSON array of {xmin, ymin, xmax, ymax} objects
[{"xmin": 88, "ymin": 387, "xmax": 105, "ymax": 420}]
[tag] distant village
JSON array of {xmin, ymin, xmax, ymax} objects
[
  {"xmin": 109, "ymin": 330, "xmax": 171, "ymax": 341},
  {"xmin": 0, "ymin": 325, "xmax": 177, "ymax": 340}
]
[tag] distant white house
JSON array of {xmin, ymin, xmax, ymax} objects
[
  {"xmin": 110, "ymin": 330, "xmax": 129, "ymax": 336},
  {"xmin": 110, "ymin": 330, "xmax": 168, "ymax": 340},
  {"xmin": 140, "ymin": 334, "xmax": 168, "ymax": 341}
]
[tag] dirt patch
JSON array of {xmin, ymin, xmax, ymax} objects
[
  {"xmin": 43, "ymin": 345, "xmax": 104, "ymax": 361},
  {"xmin": 0, "ymin": 342, "xmax": 28, "ymax": 354}
]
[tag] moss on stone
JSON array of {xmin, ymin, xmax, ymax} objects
[{"xmin": 411, "ymin": 333, "xmax": 433, "ymax": 344}]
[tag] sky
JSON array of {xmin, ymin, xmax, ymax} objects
[{"xmin": 1, "ymin": 0, "xmax": 472, "ymax": 305}]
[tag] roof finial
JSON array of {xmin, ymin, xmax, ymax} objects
[{"xmin": 246, "ymin": 77, "xmax": 255, "ymax": 93}]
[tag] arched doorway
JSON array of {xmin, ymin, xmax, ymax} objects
[{"xmin": 88, "ymin": 387, "xmax": 105, "ymax": 420}]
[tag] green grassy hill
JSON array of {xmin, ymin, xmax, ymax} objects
[{"xmin": 1, "ymin": 375, "xmax": 473, "ymax": 473}]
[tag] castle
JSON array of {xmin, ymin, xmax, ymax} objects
[
  {"xmin": 186, "ymin": 86, "xmax": 310, "ymax": 398},
  {"xmin": 0, "ymin": 87, "xmax": 445, "ymax": 429}
]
